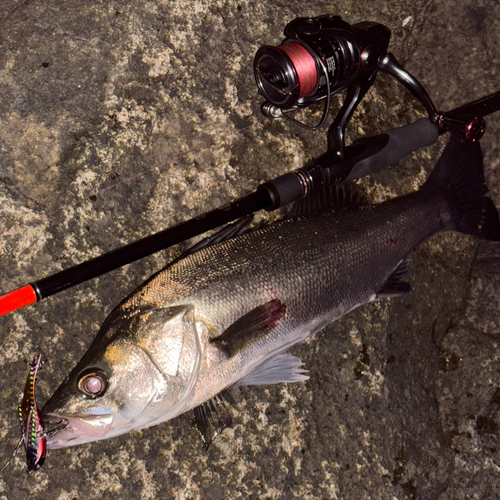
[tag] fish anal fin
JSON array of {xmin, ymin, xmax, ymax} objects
[
  {"xmin": 192, "ymin": 389, "xmax": 235, "ymax": 449},
  {"xmin": 377, "ymin": 258, "xmax": 412, "ymax": 298},
  {"xmin": 238, "ymin": 353, "xmax": 309, "ymax": 386},
  {"xmin": 211, "ymin": 299, "xmax": 286, "ymax": 358}
]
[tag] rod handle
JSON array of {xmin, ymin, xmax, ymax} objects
[{"xmin": 344, "ymin": 118, "xmax": 439, "ymax": 181}]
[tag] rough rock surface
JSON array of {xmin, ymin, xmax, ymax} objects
[{"xmin": 0, "ymin": 0, "xmax": 499, "ymax": 499}]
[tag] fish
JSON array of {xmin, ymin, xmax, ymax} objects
[
  {"xmin": 42, "ymin": 136, "xmax": 500, "ymax": 450},
  {"xmin": 19, "ymin": 354, "xmax": 47, "ymax": 472}
]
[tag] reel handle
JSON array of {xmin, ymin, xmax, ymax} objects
[
  {"xmin": 378, "ymin": 52, "xmax": 485, "ymax": 142},
  {"xmin": 434, "ymin": 113, "xmax": 486, "ymax": 142}
]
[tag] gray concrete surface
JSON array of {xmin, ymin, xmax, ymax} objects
[{"xmin": 0, "ymin": 0, "xmax": 499, "ymax": 498}]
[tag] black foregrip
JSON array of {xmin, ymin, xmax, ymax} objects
[
  {"xmin": 259, "ymin": 160, "xmax": 329, "ymax": 210},
  {"xmin": 259, "ymin": 172, "xmax": 306, "ymax": 210},
  {"xmin": 344, "ymin": 118, "xmax": 439, "ymax": 181}
]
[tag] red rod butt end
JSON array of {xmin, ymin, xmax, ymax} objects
[{"xmin": 0, "ymin": 285, "xmax": 38, "ymax": 316}]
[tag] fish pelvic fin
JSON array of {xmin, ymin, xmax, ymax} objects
[
  {"xmin": 238, "ymin": 353, "xmax": 309, "ymax": 386},
  {"xmin": 423, "ymin": 135, "xmax": 500, "ymax": 241},
  {"xmin": 211, "ymin": 299, "xmax": 287, "ymax": 358},
  {"xmin": 192, "ymin": 389, "xmax": 235, "ymax": 449}
]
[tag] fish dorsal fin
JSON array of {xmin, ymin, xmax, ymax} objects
[
  {"xmin": 192, "ymin": 389, "xmax": 235, "ymax": 449},
  {"xmin": 211, "ymin": 299, "xmax": 287, "ymax": 358},
  {"xmin": 376, "ymin": 258, "xmax": 412, "ymax": 298},
  {"xmin": 288, "ymin": 182, "xmax": 367, "ymax": 218},
  {"xmin": 172, "ymin": 215, "xmax": 257, "ymax": 264},
  {"xmin": 238, "ymin": 353, "xmax": 309, "ymax": 386}
]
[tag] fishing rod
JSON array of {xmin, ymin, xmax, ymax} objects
[{"xmin": 0, "ymin": 14, "xmax": 498, "ymax": 317}]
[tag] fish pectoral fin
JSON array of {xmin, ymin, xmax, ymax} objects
[
  {"xmin": 192, "ymin": 389, "xmax": 235, "ymax": 449},
  {"xmin": 238, "ymin": 353, "xmax": 309, "ymax": 386},
  {"xmin": 211, "ymin": 299, "xmax": 287, "ymax": 358},
  {"xmin": 376, "ymin": 258, "xmax": 412, "ymax": 298}
]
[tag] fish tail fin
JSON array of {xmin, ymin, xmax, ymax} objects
[{"xmin": 422, "ymin": 136, "xmax": 500, "ymax": 240}]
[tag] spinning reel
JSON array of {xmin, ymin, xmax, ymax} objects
[{"xmin": 254, "ymin": 15, "xmax": 485, "ymax": 160}]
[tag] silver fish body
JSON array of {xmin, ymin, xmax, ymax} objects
[{"xmin": 42, "ymin": 138, "xmax": 500, "ymax": 449}]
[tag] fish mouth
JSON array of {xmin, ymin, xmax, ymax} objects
[{"xmin": 43, "ymin": 412, "xmax": 114, "ymax": 449}]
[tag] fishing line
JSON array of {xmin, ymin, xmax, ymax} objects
[
  {"xmin": 279, "ymin": 43, "xmax": 317, "ymax": 98},
  {"xmin": 0, "ymin": 438, "xmax": 23, "ymax": 473}
]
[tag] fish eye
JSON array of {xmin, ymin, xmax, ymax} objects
[{"xmin": 77, "ymin": 371, "xmax": 108, "ymax": 398}]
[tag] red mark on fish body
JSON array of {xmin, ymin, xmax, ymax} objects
[
  {"xmin": 19, "ymin": 354, "xmax": 46, "ymax": 472},
  {"xmin": 263, "ymin": 298, "xmax": 287, "ymax": 330},
  {"xmin": 390, "ymin": 238, "xmax": 398, "ymax": 247}
]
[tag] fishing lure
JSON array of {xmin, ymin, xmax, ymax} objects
[{"xmin": 18, "ymin": 354, "xmax": 46, "ymax": 472}]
